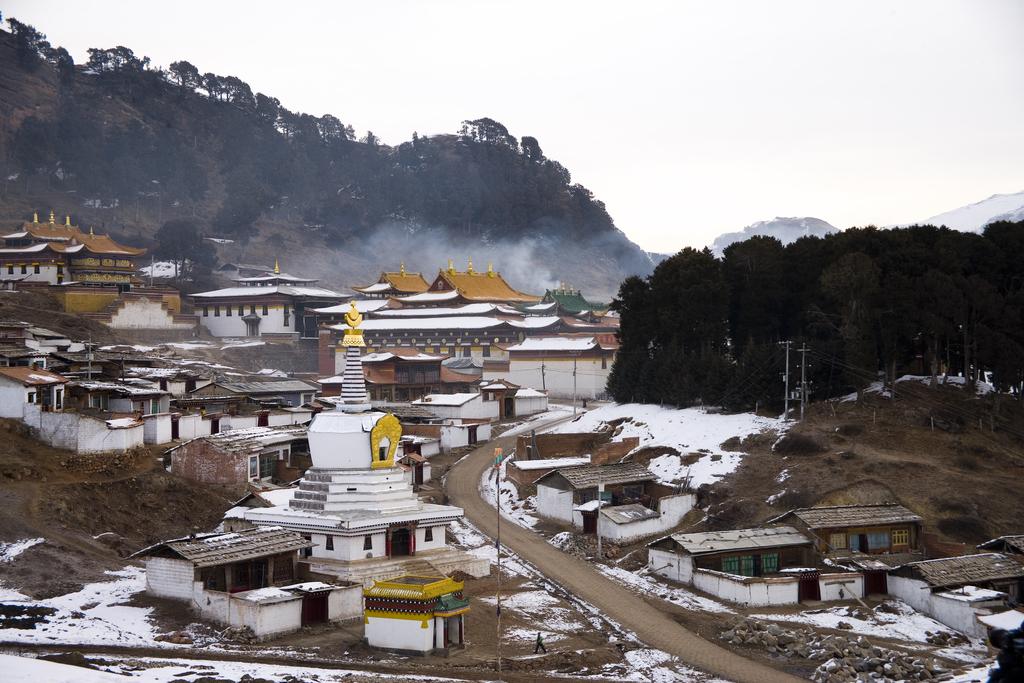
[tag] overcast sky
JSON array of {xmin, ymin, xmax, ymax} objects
[{"xmin": 6, "ymin": 1, "xmax": 1024, "ymax": 253}]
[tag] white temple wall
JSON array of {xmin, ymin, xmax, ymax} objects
[
  {"xmin": 416, "ymin": 526, "xmax": 447, "ymax": 552},
  {"xmin": 366, "ymin": 615, "xmax": 434, "ymax": 652}
]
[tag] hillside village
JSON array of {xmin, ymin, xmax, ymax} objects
[{"xmin": 0, "ymin": 210, "xmax": 1022, "ymax": 683}]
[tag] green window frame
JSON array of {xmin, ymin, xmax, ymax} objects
[
  {"xmin": 740, "ymin": 555, "xmax": 755, "ymax": 576},
  {"xmin": 762, "ymin": 552, "xmax": 779, "ymax": 574},
  {"xmin": 721, "ymin": 556, "xmax": 739, "ymax": 574}
]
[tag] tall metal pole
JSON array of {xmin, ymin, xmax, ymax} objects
[
  {"xmin": 596, "ymin": 469, "xmax": 602, "ymax": 559},
  {"xmin": 800, "ymin": 344, "xmax": 807, "ymax": 423},
  {"xmin": 494, "ymin": 447, "xmax": 502, "ymax": 679},
  {"xmin": 573, "ymin": 354, "xmax": 578, "ymax": 416},
  {"xmin": 783, "ymin": 341, "xmax": 790, "ymax": 420}
]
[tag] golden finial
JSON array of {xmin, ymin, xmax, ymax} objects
[
  {"xmin": 49, "ymin": 211, "xmax": 55, "ymax": 225},
  {"xmin": 89, "ymin": 226, "xmax": 94, "ymax": 237},
  {"xmin": 448, "ymin": 259, "xmax": 455, "ymax": 274},
  {"xmin": 400, "ymin": 261, "xmax": 406, "ymax": 276},
  {"xmin": 274, "ymin": 261, "xmax": 280, "ymax": 274},
  {"xmin": 561, "ymin": 282, "xmax": 566, "ymax": 293},
  {"xmin": 488, "ymin": 262, "xmax": 495, "ymax": 278},
  {"xmin": 467, "ymin": 259, "xmax": 474, "ymax": 275},
  {"xmin": 33, "ymin": 213, "xmax": 38, "ymax": 225},
  {"xmin": 341, "ymin": 301, "xmax": 365, "ymax": 347},
  {"xmin": 65, "ymin": 215, "xmax": 71, "ymax": 229}
]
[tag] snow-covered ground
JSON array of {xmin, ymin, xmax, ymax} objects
[
  {"xmin": 546, "ymin": 403, "xmax": 788, "ymax": 488},
  {"xmin": 137, "ymin": 261, "xmax": 184, "ymax": 279}
]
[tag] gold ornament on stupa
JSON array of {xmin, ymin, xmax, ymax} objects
[{"xmin": 341, "ymin": 301, "xmax": 365, "ymax": 347}]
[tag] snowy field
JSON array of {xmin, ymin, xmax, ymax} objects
[{"xmin": 546, "ymin": 403, "xmax": 788, "ymax": 487}]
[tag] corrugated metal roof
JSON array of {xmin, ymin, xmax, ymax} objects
[
  {"xmin": 556, "ymin": 462, "xmax": 656, "ymax": 489},
  {"xmin": 132, "ymin": 526, "xmax": 311, "ymax": 568},
  {"xmin": 602, "ymin": 503, "xmax": 659, "ymax": 524},
  {"xmin": 668, "ymin": 526, "xmax": 811, "ymax": 556},
  {"xmin": 781, "ymin": 504, "xmax": 922, "ymax": 529},
  {"xmin": 897, "ymin": 553, "xmax": 1024, "ymax": 588}
]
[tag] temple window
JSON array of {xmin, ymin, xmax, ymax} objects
[
  {"xmin": 214, "ymin": 306, "xmax": 220, "ymax": 317},
  {"xmin": 33, "ymin": 265, "xmax": 40, "ymax": 274},
  {"xmin": 262, "ymin": 304, "xmax": 268, "ymax": 315},
  {"xmin": 363, "ymin": 535, "xmax": 373, "ymax": 550},
  {"xmin": 226, "ymin": 306, "xmax": 232, "ymax": 317},
  {"xmin": 325, "ymin": 536, "xmax": 334, "ymax": 551},
  {"xmin": 202, "ymin": 306, "xmax": 208, "ymax": 317},
  {"xmin": 424, "ymin": 528, "xmax": 433, "ymax": 542}
]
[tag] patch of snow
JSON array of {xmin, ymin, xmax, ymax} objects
[
  {"xmin": 599, "ymin": 564, "xmax": 734, "ymax": 614},
  {"xmin": 0, "ymin": 538, "xmax": 45, "ymax": 562},
  {"xmin": 548, "ymin": 403, "xmax": 788, "ymax": 488}
]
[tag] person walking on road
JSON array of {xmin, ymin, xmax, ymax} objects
[{"xmin": 535, "ymin": 631, "xmax": 547, "ymax": 654}]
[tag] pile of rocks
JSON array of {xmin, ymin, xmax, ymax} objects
[
  {"xmin": 60, "ymin": 446, "xmax": 147, "ymax": 474},
  {"xmin": 154, "ymin": 630, "xmax": 193, "ymax": 644},
  {"xmin": 720, "ymin": 617, "xmax": 949, "ymax": 683},
  {"xmin": 548, "ymin": 532, "xmax": 621, "ymax": 560},
  {"xmin": 926, "ymin": 630, "xmax": 968, "ymax": 647}
]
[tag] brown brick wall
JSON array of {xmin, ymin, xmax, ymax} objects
[
  {"xmin": 921, "ymin": 530, "xmax": 968, "ymax": 559},
  {"xmin": 514, "ymin": 432, "xmax": 610, "ymax": 460},
  {"xmin": 403, "ymin": 424, "xmax": 442, "ymax": 438},
  {"xmin": 170, "ymin": 441, "xmax": 246, "ymax": 484},
  {"xmin": 591, "ymin": 437, "xmax": 640, "ymax": 465}
]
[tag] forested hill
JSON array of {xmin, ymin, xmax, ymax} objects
[{"xmin": 0, "ymin": 18, "xmax": 652, "ymax": 299}]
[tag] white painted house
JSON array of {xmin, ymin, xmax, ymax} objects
[
  {"xmin": 487, "ymin": 336, "xmax": 612, "ymax": 399},
  {"xmin": 132, "ymin": 526, "xmax": 362, "ymax": 641},
  {"xmin": 411, "ymin": 392, "xmax": 498, "ymax": 421}
]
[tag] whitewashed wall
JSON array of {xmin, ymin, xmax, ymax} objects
[
  {"xmin": 929, "ymin": 593, "xmax": 993, "ymax": 638},
  {"xmin": 514, "ymin": 393, "xmax": 548, "ymax": 416},
  {"xmin": 691, "ymin": 569, "xmax": 801, "ymax": 607},
  {"xmin": 537, "ymin": 483, "xmax": 574, "ymax": 523},
  {"xmin": 587, "ymin": 494, "xmax": 695, "ymax": 545},
  {"xmin": 107, "ymin": 298, "xmax": 194, "ymax": 330},
  {"xmin": 887, "ymin": 575, "xmax": 932, "ymax": 613},
  {"xmin": 144, "ymin": 557, "xmax": 195, "ymax": 600},
  {"xmin": 366, "ymin": 615, "xmax": 434, "ymax": 652},
  {"xmin": 819, "ymin": 573, "xmax": 864, "ymax": 601},
  {"xmin": 143, "ymin": 413, "xmax": 173, "ymax": 444},
  {"xmin": 649, "ymin": 548, "xmax": 693, "ymax": 584}
]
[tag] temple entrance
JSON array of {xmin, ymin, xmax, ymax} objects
[
  {"xmin": 390, "ymin": 527, "xmax": 412, "ymax": 557},
  {"xmin": 302, "ymin": 591, "xmax": 329, "ymax": 625}
]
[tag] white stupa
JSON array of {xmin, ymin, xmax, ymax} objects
[{"xmin": 243, "ymin": 303, "xmax": 488, "ymax": 586}]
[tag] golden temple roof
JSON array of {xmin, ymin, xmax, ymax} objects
[
  {"xmin": 9, "ymin": 218, "xmax": 146, "ymax": 257},
  {"xmin": 429, "ymin": 263, "xmax": 541, "ymax": 303}
]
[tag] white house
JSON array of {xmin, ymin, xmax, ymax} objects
[
  {"xmin": 363, "ymin": 575, "xmax": 470, "ymax": 656},
  {"xmin": 536, "ymin": 462, "xmax": 694, "ymax": 544},
  {"xmin": 412, "ymin": 392, "xmax": 498, "ymax": 422},
  {"xmin": 0, "ymin": 365, "xmax": 68, "ymax": 415},
  {"xmin": 487, "ymin": 337, "xmax": 612, "ymax": 399},
  {"xmin": 131, "ymin": 526, "xmax": 362, "ymax": 641},
  {"xmin": 887, "ymin": 554, "xmax": 1024, "ymax": 637},
  {"xmin": 513, "ymin": 386, "xmax": 548, "ymax": 416}
]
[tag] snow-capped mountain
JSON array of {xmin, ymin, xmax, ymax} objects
[
  {"xmin": 893, "ymin": 190, "xmax": 1024, "ymax": 233},
  {"xmin": 709, "ymin": 217, "xmax": 838, "ymax": 257}
]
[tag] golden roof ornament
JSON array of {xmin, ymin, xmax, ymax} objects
[
  {"xmin": 341, "ymin": 301, "xmax": 365, "ymax": 347},
  {"xmin": 400, "ymin": 261, "xmax": 406, "ymax": 276},
  {"xmin": 488, "ymin": 262, "xmax": 495, "ymax": 278},
  {"xmin": 65, "ymin": 215, "xmax": 71, "ymax": 229},
  {"xmin": 561, "ymin": 282, "xmax": 566, "ymax": 293},
  {"xmin": 33, "ymin": 213, "xmax": 38, "ymax": 225},
  {"xmin": 467, "ymin": 259, "xmax": 474, "ymax": 275},
  {"xmin": 274, "ymin": 261, "xmax": 280, "ymax": 274},
  {"xmin": 49, "ymin": 211, "xmax": 55, "ymax": 225},
  {"xmin": 448, "ymin": 259, "xmax": 455, "ymax": 274},
  {"xmin": 89, "ymin": 226, "xmax": 94, "ymax": 237}
]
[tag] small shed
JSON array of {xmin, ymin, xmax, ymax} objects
[
  {"xmin": 977, "ymin": 535, "xmax": 1024, "ymax": 561},
  {"xmin": 363, "ymin": 575, "xmax": 470, "ymax": 656},
  {"xmin": 168, "ymin": 424, "xmax": 309, "ymax": 485},
  {"xmin": 131, "ymin": 526, "xmax": 362, "ymax": 641}
]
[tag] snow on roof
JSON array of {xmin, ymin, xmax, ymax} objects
[
  {"xmin": 177, "ymin": 424, "xmax": 308, "ymax": 453},
  {"xmin": 602, "ymin": 503, "xmax": 659, "ymax": 524},
  {"xmin": 394, "ymin": 290, "xmax": 460, "ymax": 303},
  {"xmin": 554, "ymin": 462, "xmax": 656, "ymax": 488},
  {"xmin": 978, "ymin": 609, "xmax": 1024, "ymax": 630},
  {"xmin": 508, "ymin": 316, "xmax": 561, "ymax": 329},
  {"xmin": 522, "ymin": 302, "xmax": 557, "ymax": 311},
  {"xmin": 937, "ymin": 585, "xmax": 1006, "ymax": 602},
  {"xmin": 332, "ymin": 316, "xmax": 506, "ymax": 331},
  {"xmin": 515, "ymin": 387, "xmax": 548, "ymax": 398},
  {"xmin": 192, "ymin": 284, "xmax": 347, "ymax": 299},
  {"xmin": 374, "ymin": 303, "xmax": 499, "ymax": 317},
  {"xmin": 75, "ymin": 381, "xmax": 167, "ymax": 396},
  {"xmin": 131, "ymin": 526, "xmax": 310, "ymax": 567},
  {"xmin": 312, "ymin": 299, "xmax": 390, "ymax": 314},
  {"xmin": 666, "ymin": 526, "xmax": 811, "ymax": 556},
  {"xmin": 413, "ymin": 392, "xmax": 480, "ymax": 406},
  {"xmin": 105, "ymin": 417, "xmax": 143, "ymax": 429},
  {"xmin": 0, "ymin": 366, "xmax": 67, "ymax": 385},
  {"xmin": 506, "ymin": 337, "xmax": 597, "ymax": 352},
  {"xmin": 356, "ymin": 282, "xmax": 392, "ymax": 292},
  {"xmin": 512, "ymin": 456, "xmax": 591, "ymax": 471},
  {"xmin": 574, "ymin": 500, "xmax": 605, "ymax": 512}
]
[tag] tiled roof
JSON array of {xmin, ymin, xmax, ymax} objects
[
  {"xmin": 543, "ymin": 289, "xmax": 609, "ymax": 313},
  {"xmin": 0, "ymin": 366, "xmax": 68, "ymax": 385},
  {"xmin": 554, "ymin": 462, "xmax": 656, "ymax": 489},
  {"xmin": 178, "ymin": 424, "xmax": 308, "ymax": 454},
  {"xmin": 977, "ymin": 535, "xmax": 1024, "ymax": 554},
  {"xmin": 894, "ymin": 553, "xmax": 1024, "ymax": 588},
  {"xmin": 665, "ymin": 526, "xmax": 811, "ymax": 556},
  {"xmin": 364, "ymin": 575, "xmax": 463, "ymax": 600},
  {"xmin": 431, "ymin": 269, "xmax": 541, "ymax": 303},
  {"xmin": 6, "ymin": 219, "xmax": 146, "ymax": 256},
  {"xmin": 131, "ymin": 526, "xmax": 311, "ymax": 568},
  {"xmin": 777, "ymin": 504, "xmax": 922, "ymax": 529},
  {"xmin": 380, "ymin": 270, "xmax": 430, "ymax": 294}
]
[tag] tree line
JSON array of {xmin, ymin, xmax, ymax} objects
[
  {"xmin": 607, "ymin": 222, "xmax": 1024, "ymax": 412},
  {"xmin": 1, "ymin": 17, "xmax": 648, "ymax": 276}
]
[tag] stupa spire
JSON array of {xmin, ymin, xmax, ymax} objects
[{"xmin": 336, "ymin": 302, "xmax": 370, "ymax": 412}]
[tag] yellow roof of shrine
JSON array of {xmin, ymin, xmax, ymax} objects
[
  {"xmin": 427, "ymin": 261, "xmax": 541, "ymax": 303},
  {"xmin": 6, "ymin": 216, "xmax": 146, "ymax": 257}
]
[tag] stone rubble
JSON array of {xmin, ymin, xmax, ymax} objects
[{"xmin": 720, "ymin": 616, "xmax": 953, "ymax": 683}]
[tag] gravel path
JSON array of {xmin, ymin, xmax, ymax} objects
[{"xmin": 445, "ymin": 419, "xmax": 805, "ymax": 683}]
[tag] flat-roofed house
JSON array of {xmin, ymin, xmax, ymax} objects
[
  {"xmin": 646, "ymin": 527, "xmax": 853, "ymax": 606},
  {"xmin": 169, "ymin": 424, "xmax": 310, "ymax": 485},
  {"xmin": 131, "ymin": 526, "xmax": 362, "ymax": 641},
  {"xmin": 888, "ymin": 554, "xmax": 1024, "ymax": 636},
  {"xmin": 493, "ymin": 336, "xmax": 612, "ymax": 399}
]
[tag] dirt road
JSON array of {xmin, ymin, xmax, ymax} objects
[{"xmin": 445, "ymin": 419, "xmax": 805, "ymax": 683}]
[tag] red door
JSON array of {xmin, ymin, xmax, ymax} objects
[
  {"xmin": 864, "ymin": 570, "xmax": 887, "ymax": 595},
  {"xmin": 799, "ymin": 572, "xmax": 821, "ymax": 601},
  {"xmin": 581, "ymin": 511, "xmax": 597, "ymax": 534}
]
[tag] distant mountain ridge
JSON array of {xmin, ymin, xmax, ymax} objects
[
  {"xmin": 890, "ymin": 190, "xmax": 1024, "ymax": 233},
  {"xmin": 708, "ymin": 216, "xmax": 837, "ymax": 257}
]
